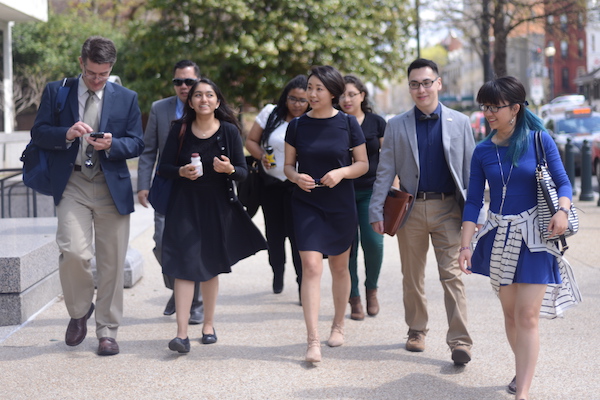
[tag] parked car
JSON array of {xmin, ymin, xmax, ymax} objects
[
  {"xmin": 539, "ymin": 94, "xmax": 586, "ymax": 119},
  {"xmin": 592, "ymin": 137, "xmax": 600, "ymax": 187},
  {"xmin": 470, "ymin": 111, "xmax": 487, "ymax": 142},
  {"xmin": 544, "ymin": 106, "xmax": 600, "ymax": 174}
]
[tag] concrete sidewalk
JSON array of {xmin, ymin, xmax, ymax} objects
[{"xmin": 1, "ymin": 199, "xmax": 599, "ymax": 400}]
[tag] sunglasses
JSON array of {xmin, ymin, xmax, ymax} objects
[
  {"xmin": 172, "ymin": 78, "xmax": 198, "ymax": 87},
  {"xmin": 84, "ymin": 145, "xmax": 94, "ymax": 168}
]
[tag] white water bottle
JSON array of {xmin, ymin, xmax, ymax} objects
[{"xmin": 191, "ymin": 153, "xmax": 203, "ymax": 177}]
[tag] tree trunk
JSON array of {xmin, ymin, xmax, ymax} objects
[
  {"xmin": 492, "ymin": 0, "xmax": 508, "ymax": 77},
  {"xmin": 481, "ymin": 0, "xmax": 493, "ymax": 82}
]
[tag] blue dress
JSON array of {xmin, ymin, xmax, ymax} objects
[
  {"xmin": 285, "ymin": 112, "xmax": 366, "ymax": 255},
  {"xmin": 463, "ymin": 131, "xmax": 572, "ymax": 284}
]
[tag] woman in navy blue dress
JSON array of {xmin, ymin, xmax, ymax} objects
[
  {"xmin": 459, "ymin": 76, "xmax": 580, "ymax": 399},
  {"xmin": 284, "ymin": 66, "xmax": 368, "ymax": 363}
]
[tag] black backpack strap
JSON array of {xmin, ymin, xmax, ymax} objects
[
  {"xmin": 344, "ymin": 112, "xmax": 352, "ymax": 151},
  {"xmin": 54, "ymin": 77, "xmax": 76, "ymax": 126}
]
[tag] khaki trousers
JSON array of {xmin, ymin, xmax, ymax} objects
[
  {"xmin": 56, "ymin": 170, "xmax": 130, "ymax": 339},
  {"xmin": 396, "ymin": 196, "xmax": 472, "ymax": 349}
]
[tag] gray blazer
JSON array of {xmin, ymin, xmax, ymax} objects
[
  {"xmin": 137, "ymin": 96, "xmax": 178, "ymax": 191},
  {"xmin": 369, "ymin": 103, "xmax": 483, "ymax": 226}
]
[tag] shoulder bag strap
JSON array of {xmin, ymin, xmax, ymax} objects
[
  {"xmin": 54, "ymin": 77, "xmax": 76, "ymax": 126},
  {"xmin": 177, "ymin": 123, "xmax": 186, "ymax": 157}
]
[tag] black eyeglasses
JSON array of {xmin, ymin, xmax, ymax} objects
[
  {"xmin": 408, "ymin": 78, "xmax": 439, "ymax": 90},
  {"xmin": 287, "ymin": 96, "xmax": 309, "ymax": 105},
  {"xmin": 479, "ymin": 104, "xmax": 512, "ymax": 113},
  {"xmin": 84, "ymin": 145, "xmax": 94, "ymax": 168},
  {"xmin": 172, "ymin": 78, "xmax": 198, "ymax": 87}
]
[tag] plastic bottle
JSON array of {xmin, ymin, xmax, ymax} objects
[
  {"xmin": 264, "ymin": 146, "xmax": 276, "ymax": 167},
  {"xmin": 191, "ymin": 153, "xmax": 203, "ymax": 177}
]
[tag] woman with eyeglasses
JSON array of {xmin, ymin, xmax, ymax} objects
[
  {"xmin": 159, "ymin": 78, "xmax": 267, "ymax": 354},
  {"xmin": 284, "ymin": 66, "xmax": 368, "ymax": 363},
  {"xmin": 459, "ymin": 76, "xmax": 580, "ymax": 399},
  {"xmin": 245, "ymin": 75, "xmax": 310, "ymax": 298},
  {"xmin": 339, "ymin": 75, "xmax": 387, "ymax": 320}
]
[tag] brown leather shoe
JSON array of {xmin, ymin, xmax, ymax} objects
[
  {"xmin": 366, "ymin": 288, "xmax": 379, "ymax": 316},
  {"xmin": 97, "ymin": 337, "xmax": 120, "ymax": 356},
  {"xmin": 405, "ymin": 330, "xmax": 425, "ymax": 352},
  {"xmin": 349, "ymin": 296, "xmax": 365, "ymax": 320},
  {"xmin": 65, "ymin": 303, "xmax": 95, "ymax": 346},
  {"xmin": 451, "ymin": 344, "xmax": 472, "ymax": 365}
]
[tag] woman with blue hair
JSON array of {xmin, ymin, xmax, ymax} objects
[{"xmin": 458, "ymin": 76, "xmax": 581, "ymax": 400}]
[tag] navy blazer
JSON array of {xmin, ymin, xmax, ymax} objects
[{"xmin": 31, "ymin": 78, "xmax": 144, "ymax": 215}]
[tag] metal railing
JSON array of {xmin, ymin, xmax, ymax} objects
[{"xmin": 0, "ymin": 168, "xmax": 54, "ymax": 218}]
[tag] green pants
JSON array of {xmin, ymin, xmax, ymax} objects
[{"xmin": 349, "ymin": 189, "xmax": 384, "ymax": 298}]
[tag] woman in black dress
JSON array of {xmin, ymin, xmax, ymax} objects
[
  {"xmin": 284, "ymin": 66, "xmax": 368, "ymax": 362},
  {"xmin": 159, "ymin": 78, "xmax": 267, "ymax": 353}
]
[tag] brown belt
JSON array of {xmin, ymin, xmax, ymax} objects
[{"xmin": 416, "ymin": 191, "xmax": 454, "ymax": 200}]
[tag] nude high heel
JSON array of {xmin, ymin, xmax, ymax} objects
[{"xmin": 305, "ymin": 333, "xmax": 321, "ymax": 363}]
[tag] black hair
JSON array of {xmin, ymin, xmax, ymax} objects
[
  {"xmin": 343, "ymin": 75, "xmax": 373, "ymax": 114},
  {"xmin": 181, "ymin": 78, "xmax": 241, "ymax": 132},
  {"xmin": 407, "ymin": 58, "xmax": 439, "ymax": 76},
  {"xmin": 81, "ymin": 36, "xmax": 117, "ymax": 65},
  {"xmin": 261, "ymin": 75, "xmax": 309, "ymax": 146},
  {"xmin": 476, "ymin": 75, "xmax": 544, "ymax": 166},
  {"xmin": 308, "ymin": 65, "xmax": 345, "ymax": 104},
  {"xmin": 173, "ymin": 60, "xmax": 201, "ymax": 79}
]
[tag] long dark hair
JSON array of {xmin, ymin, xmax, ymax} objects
[
  {"xmin": 476, "ymin": 76, "xmax": 544, "ymax": 166},
  {"xmin": 343, "ymin": 75, "xmax": 372, "ymax": 114},
  {"xmin": 181, "ymin": 78, "xmax": 241, "ymax": 132},
  {"xmin": 261, "ymin": 75, "xmax": 308, "ymax": 147},
  {"xmin": 308, "ymin": 65, "xmax": 345, "ymax": 105}
]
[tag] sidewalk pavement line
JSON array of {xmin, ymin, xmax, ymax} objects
[{"xmin": 0, "ymin": 296, "xmax": 60, "ymax": 344}]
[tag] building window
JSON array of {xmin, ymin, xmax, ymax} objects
[
  {"xmin": 547, "ymin": 15, "xmax": 554, "ymax": 33},
  {"xmin": 560, "ymin": 14, "xmax": 568, "ymax": 32},
  {"xmin": 579, "ymin": 39, "xmax": 584, "ymax": 58},
  {"xmin": 562, "ymin": 68, "xmax": 570, "ymax": 91},
  {"xmin": 561, "ymin": 40, "xmax": 568, "ymax": 59},
  {"xmin": 578, "ymin": 13, "xmax": 584, "ymax": 29}
]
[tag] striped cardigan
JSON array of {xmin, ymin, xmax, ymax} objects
[{"xmin": 474, "ymin": 206, "xmax": 582, "ymax": 318}]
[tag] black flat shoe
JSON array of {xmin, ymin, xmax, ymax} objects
[
  {"xmin": 163, "ymin": 294, "xmax": 176, "ymax": 316},
  {"xmin": 168, "ymin": 337, "xmax": 190, "ymax": 353},
  {"xmin": 201, "ymin": 328, "xmax": 217, "ymax": 344},
  {"xmin": 273, "ymin": 275, "xmax": 284, "ymax": 294},
  {"xmin": 507, "ymin": 376, "xmax": 516, "ymax": 395}
]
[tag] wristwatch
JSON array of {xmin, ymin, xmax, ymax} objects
[{"xmin": 558, "ymin": 206, "xmax": 570, "ymax": 215}]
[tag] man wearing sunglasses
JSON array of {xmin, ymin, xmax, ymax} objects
[
  {"xmin": 369, "ymin": 58, "xmax": 484, "ymax": 366},
  {"xmin": 137, "ymin": 60, "xmax": 204, "ymax": 323},
  {"xmin": 30, "ymin": 36, "xmax": 144, "ymax": 356}
]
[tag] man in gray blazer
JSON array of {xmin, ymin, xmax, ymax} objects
[
  {"xmin": 369, "ymin": 59, "xmax": 479, "ymax": 366},
  {"xmin": 137, "ymin": 60, "xmax": 204, "ymax": 323}
]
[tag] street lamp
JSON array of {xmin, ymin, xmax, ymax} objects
[{"xmin": 545, "ymin": 45, "xmax": 556, "ymax": 101}]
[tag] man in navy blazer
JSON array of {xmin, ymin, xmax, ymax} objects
[
  {"xmin": 136, "ymin": 60, "xmax": 204, "ymax": 322},
  {"xmin": 31, "ymin": 36, "xmax": 144, "ymax": 356},
  {"xmin": 370, "ymin": 59, "xmax": 480, "ymax": 366}
]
